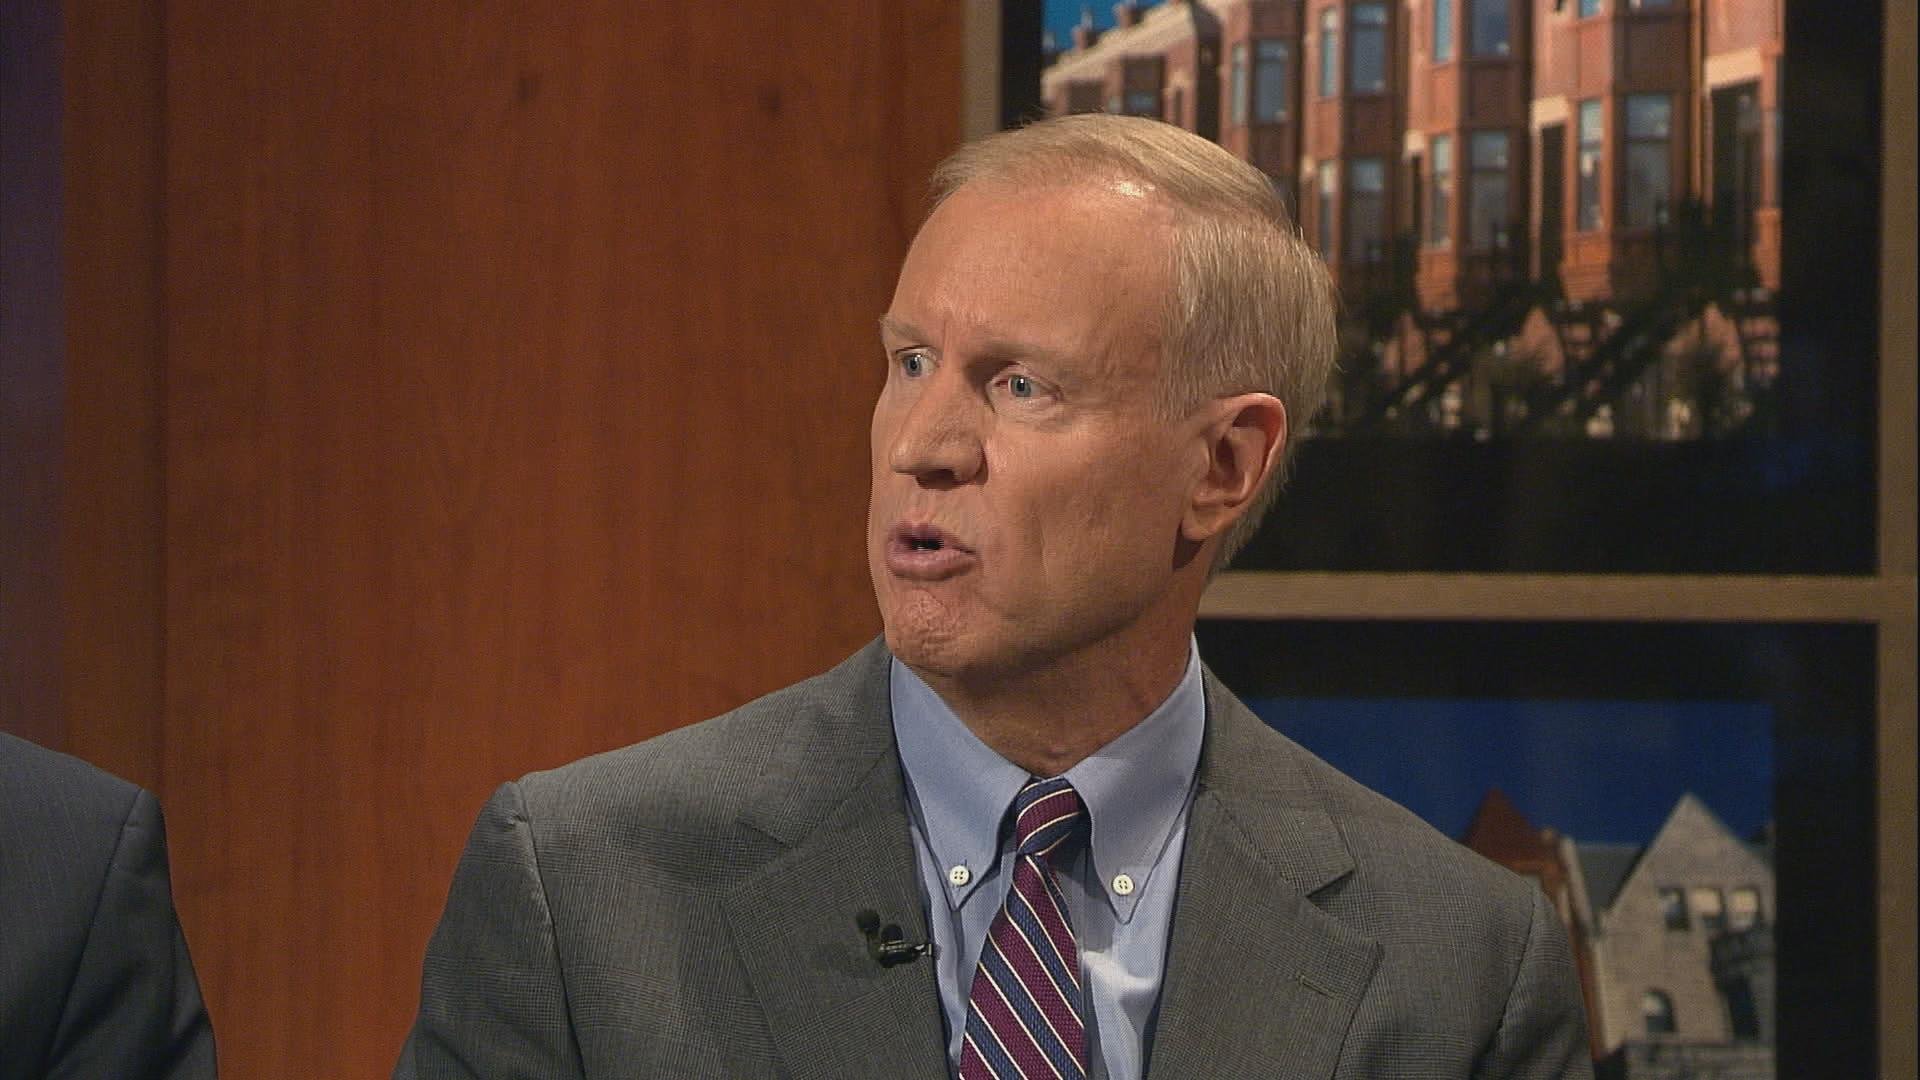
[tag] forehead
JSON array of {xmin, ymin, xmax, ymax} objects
[{"xmin": 887, "ymin": 181, "xmax": 1176, "ymax": 364}]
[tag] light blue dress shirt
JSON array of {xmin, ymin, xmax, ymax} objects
[{"xmin": 889, "ymin": 645, "xmax": 1206, "ymax": 1080}]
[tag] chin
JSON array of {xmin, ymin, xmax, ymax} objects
[
  {"xmin": 879, "ymin": 594, "xmax": 979, "ymax": 677},
  {"xmin": 881, "ymin": 607, "xmax": 955, "ymax": 669}
]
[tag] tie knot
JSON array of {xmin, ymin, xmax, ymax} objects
[{"xmin": 1011, "ymin": 775, "xmax": 1085, "ymax": 860}]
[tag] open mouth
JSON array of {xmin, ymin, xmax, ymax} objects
[
  {"xmin": 885, "ymin": 524, "xmax": 972, "ymax": 579},
  {"xmin": 888, "ymin": 524, "xmax": 972, "ymax": 565}
]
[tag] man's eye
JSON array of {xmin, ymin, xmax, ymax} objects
[
  {"xmin": 900, "ymin": 353, "xmax": 928, "ymax": 378},
  {"xmin": 1007, "ymin": 375, "xmax": 1035, "ymax": 398}
]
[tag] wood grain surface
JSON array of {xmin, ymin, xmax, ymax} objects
[
  {"xmin": 60, "ymin": 3, "xmax": 960, "ymax": 1074},
  {"xmin": 61, "ymin": 0, "xmax": 168, "ymax": 794}
]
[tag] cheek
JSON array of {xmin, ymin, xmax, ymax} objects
[
  {"xmin": 1075, "ymin": 452, "xmax": 1188, "ymax": 548},
  {"xmin": 1017, "ymin": 456, "xmax": 1163, "ymax": 558}
]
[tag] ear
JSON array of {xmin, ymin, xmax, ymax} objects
[{"xmin": 1181, "ymin": 393, "xmax": 1287, "ymax": 545}]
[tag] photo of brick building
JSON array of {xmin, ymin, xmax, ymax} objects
[
  {"xmin": 1463, "ymin": 791, "xmax": 1778, "ymax": 1078},
  {"xmin": 1041, "ymin": 0, "xmax": 1784, "ymax": 441}
]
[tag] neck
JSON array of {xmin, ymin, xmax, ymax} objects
[{"xmin": 914, "ymin": 625, "xmax": 1194, "ymax": 777}]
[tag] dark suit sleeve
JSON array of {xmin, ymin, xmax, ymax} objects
[
  {"xmin": 1473, "ymin": 887, "xmax": 1594, "ymax": 1080},
  {"xmin": 45, "ymin": 789, "xmax": 217, "ymax": 1080},
  {"xmin": 395, "ymin": 782, "xmax": 584, "ymax": 1080}
]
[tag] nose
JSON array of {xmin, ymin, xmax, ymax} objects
[{"xmin": 883, "ymin": 370, "xmax": 985, "ymax": 486}]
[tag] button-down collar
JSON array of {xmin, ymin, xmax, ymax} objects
[{"xmin": 890, "ymin": 641, "xmax": 1205, "ymax": 924}]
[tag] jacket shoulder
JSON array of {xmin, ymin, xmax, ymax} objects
[
  {"xmin": 1206, "ymin": 699, "xmax": 1540, "ymax": 937},
  {"xmin": 0, "ymin": 733, "xmax": 144, "ymax": 856},
  {"xmin": 0, "ymin": 735, "xmax": 155, "ymax": 1048},
  {"xmin": 503, "ymin": 642, "xmax": 892, "ymax": 879},
  {"xmin": 1302, "ymin": 738, "xmax": 1528, "ymax": 895}
]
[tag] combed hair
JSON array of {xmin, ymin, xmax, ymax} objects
[{"xmin": 928, "ymin": 113, "xmax": 1338, "ymax": 569}]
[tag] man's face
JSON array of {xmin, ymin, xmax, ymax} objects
[{"xmin": 868, "ymin": 180, "xmax": 1206, "ymax": 684}]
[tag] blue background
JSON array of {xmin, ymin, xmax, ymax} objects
[
  {"xmin": 1246, "ymin": 697, "xmax": 1774, "ymax": 845},
  {"xmin": 1045, "ymin": 0, "xmax": 1168, "ymax": 52}
]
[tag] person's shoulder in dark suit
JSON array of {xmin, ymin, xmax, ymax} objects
[
  {"xmin": 395, "ymin": 645, "xmax": 899, "ymax": 1079},
  {"xmin": 0, "ymin": 732, "xmax": 217, "ymax": 1080}
]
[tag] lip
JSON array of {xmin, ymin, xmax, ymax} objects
[{"xmin": 883, "ymin": 522, "xmax": 978, "ymax": 580}]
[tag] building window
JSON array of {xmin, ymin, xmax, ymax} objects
[
  {"xmin": 1350, "ymin": 3, "xmax": 1388, "ymax": 94},
  {"xmin": 1317, "ymin": 160, "xmax": 1338, "ymax": 256},
  {"xmin": 1725, "ymin": 978, "xmax": 1763, "ymax": 1040},
  {"xmin": 1319, "ymin": 7, "xmax": 1340, "ymax": 97},
  {"xmin": 1770, "ymin": 66, "xmax": 1782, "ymax": 206},
  {"xmin": 1729, "ymin": 886, "xmax": 1764, "ymax": 930},
  {"xmin": 1642, "ymin": 990, "xmax": 1677, "ymax": 1035},
  {"xmin": 1741, "ymin": 85, "xmax": 1766, "ymax": 207},
  {"xmin": 1434, "ymin": 0, "xmax": 1455, "ymax": 62},
  {"xmin": 1428, "ymin": 134, "xmax": 1453, "ymax": 245},
  {"xmin": 1578, "ymin": 0, "xmax": 1602, "ymax": 15},
  {"xmin": 1467, "ymin": 131, "xmax": 1510, "ymax": 249},
  {"xmin": 1470, "ymin": 0, "xmax": 1510, "ymax": 57},
  {"xmin": 1577, "ymin": 98, "xmax": 1604, "ymax": 231},
  {"xmin": 1231, "ymin": 43, "xmax": 1249, "ymax": 126},
  {"xmin": 1347, "ymin": 157, "xmax": 1387, "ymax": 262},
  {"xmin": 1659, "ymin": 887, "xmax": 1689, "ymax": 929},
  {"xmin": 1255, "ymin": 41, "xmax": 1290, "ymax": 122},
  {"xmin": 1065, "ymin": 81, "xmax": 1105, "ymax": 114},
  {"xmin": 1624, "ymin": 93, "xmax": 1672, "ymax": 228},
  {"xmin": 1691, "ymin": 885, "xmax": 1726, "ymax": 932}
]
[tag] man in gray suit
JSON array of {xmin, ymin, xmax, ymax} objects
[
  {"xmin": 398, "ymin": 115, "xmax": 1592, "ymax": 1079},
  {"xmin": 0, "ymin": 733, "xmax": 217, "ymax": 1079}
]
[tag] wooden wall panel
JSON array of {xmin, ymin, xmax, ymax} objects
[
  {"xmin": 142, "ymin": 2, "xmax": 960, "ymax": 1074},
  {"xmin": 61, "ymin": 0, "xmax": 167, "ymax": 792},
  {"xmin": 1, "ymin": 0, "xmax": 64, "ymax": 753}
]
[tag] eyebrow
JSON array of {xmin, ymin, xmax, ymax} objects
[
  {"xmin": 877, "ymin": 314, "xmax": 1066, "ymax": 368},
  {"xmin": 877, "ymin": 314, "xmax": 925, "ymax": 344}
]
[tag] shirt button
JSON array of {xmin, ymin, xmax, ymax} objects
[
  {"xmin": 1112, "ymin": 873, "xmax": 1136, "ymax": 897},
  {"xmin": 948, "ymin": 864, "xmax": 971, "ymax": 887}
]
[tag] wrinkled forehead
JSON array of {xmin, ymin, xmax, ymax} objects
[
  {"xmin": 903, "ymin": 182, "xmax": 1172, "ymax": 311},
  {"xmin": 887, "ymin": 182, "xmax": 1179, "ymax": 392},
  {"xmin": 911, "ymin": 177, "xmax": 1179, "ymax": 279},
  {"xmin": 933, "ymin": 165, "xmax": 1173, "ymax": 218}
]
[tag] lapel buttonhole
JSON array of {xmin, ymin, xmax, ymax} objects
[{"xmin": 1295, "ymin": 971, "xmax": 1339, "ymax": 999}]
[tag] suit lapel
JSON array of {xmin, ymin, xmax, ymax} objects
[
  {"xmin": 1146, "ymin": 674, "xmax": 1383, "ymax": 1079},
  {"xmin": 717, "ymin": 647, "xmax": 1385, "ymax": 1079},
  {"xmin": 723, "ymin": 643, "xmax": 949, "ymax": 1080}
]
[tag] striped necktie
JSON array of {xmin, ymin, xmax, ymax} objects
[{"xmin": 959, "ymin": 775, "xmax": 1089, "ymax": 1080}]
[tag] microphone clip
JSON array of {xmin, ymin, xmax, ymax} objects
[{"xmin": 856, "ymin": 909, "xmax": 932, "ymax": 967}]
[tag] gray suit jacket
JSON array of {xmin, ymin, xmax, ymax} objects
[
  {"xmin": 397, "ymin": 641, "xmax": 1592, "ymax": 1078},
  {"xmin": 0, "ymin": 733, "xmax": 216, "ymax": 1080}
]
